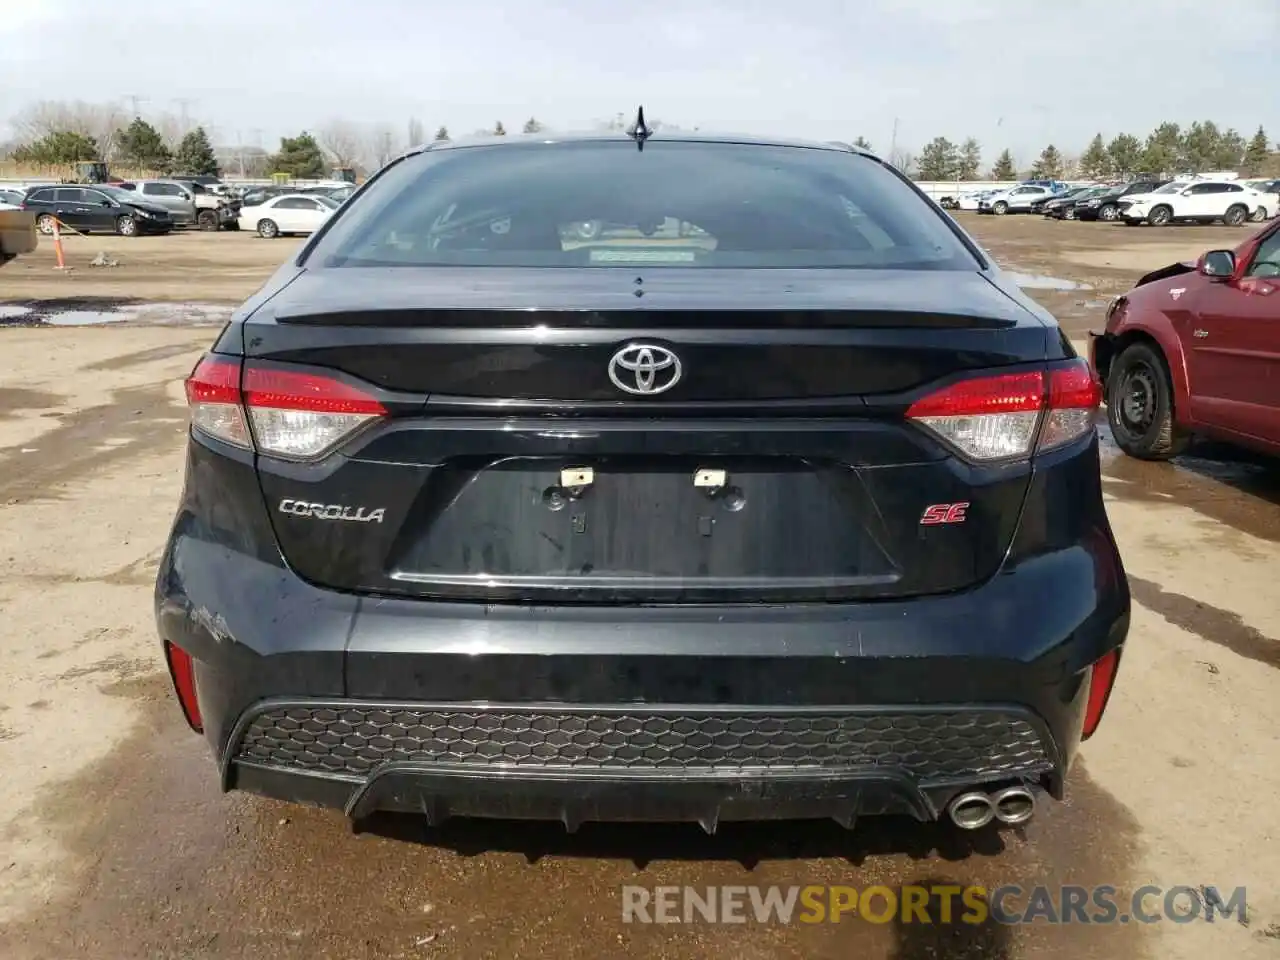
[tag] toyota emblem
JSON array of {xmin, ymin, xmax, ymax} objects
[{"xmin": 608, "ymin": 343, "xmax": 683, "ymax": 395}]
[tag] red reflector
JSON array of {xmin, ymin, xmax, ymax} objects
[
  {"xmin": 185, "ymin": 355, "xmax": 241, "ymax": 405},
  {"xmin": 1081, "ymin": 649, "xmax": 1120, "ymax": 740},
  {"xmin": 242, "ymin": 366, "xmax": 387, "ymax": 415},
  {"xmin": 1048, "ymin": 360, "xmax": 1102, "ymax": 410},
  {"xmin": 905, "ymin": 371, "xmax": 1044, "ymax": 418},
  {"xmin": 164, "ymin": 641, "xmax": 204, "ymax": 733}
]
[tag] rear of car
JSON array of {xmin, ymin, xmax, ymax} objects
[{"xmin": 157, "ymin": 134, "xmax": 1128, "ymax": 832}]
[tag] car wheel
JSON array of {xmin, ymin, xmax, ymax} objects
[
  {"xmin": 1063, "ymin": 207, "xmax": 1076, "ymax": 220},
  {"xmin": 1098, "ymin": 204, "xmax": 1119, "ymax": 222},
  {"xmin": 223, "ymin": 220, "xmax": 241, "ymax": 232},
  {"xmin": 1106, "ymin": 342, "xmax": 1190, "ymax": 461},
  {"xmin": 1222, "ymin": 204, "xmax": 1248, "ymax": 227},
  {"xmin": 1251, "ymin": 207, "xmax": 1268, "ymax": 222},
  {"xmin": 116, "ymin": 215, "xmax": 138, "ymax": 237},
  {"xmin": 197, "ymin": 209, "xmax": 220, "ymax": 231},
  {"xmin": 35, "ymin": 214, "xmax": 57, "ymax": 235},
  {"xmin": 257, "ymin": 219, "xmax": 280, "ymax": 239},
  {"xmin": 992, "ymin": 201, "xmax": 1008, "ymax": 216},
  {"xmin": 1146, "ymin": 206, "xmax": 1172, "ymax": 227}
]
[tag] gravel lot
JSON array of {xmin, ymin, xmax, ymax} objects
[{"xmin": 1, "ymin": 215, "xmax": 1278, "ymax": 960}]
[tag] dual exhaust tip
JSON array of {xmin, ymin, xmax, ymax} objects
[{"xmin": 946, "ymin": 786, "xmax": 1036, "ymax": 830}]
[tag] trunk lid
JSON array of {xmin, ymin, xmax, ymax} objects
[{"xmin": 246, "ymin": 267, "xmax": 1050, "ymax": 603}]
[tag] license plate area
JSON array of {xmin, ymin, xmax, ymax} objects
[{"xmin": 390, "ymin": 456, "xmax": 899, "ymax": 597}]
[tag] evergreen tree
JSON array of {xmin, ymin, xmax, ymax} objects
[
  {"xmin": 1029, "ymin": 144, "xmax": 1064, "ymax": 179},
  {"xmin": 433, "ymin": 125, "xmax": 450, "ymax": 142},
  {"xmin": 957, "ymin": 138, "xmax": 982, "ymax": 180},
  {"xmin": 269, "ymin": 132, "xmax": 326, "ymax": 179},
  {"xmin": 1079, "ymin": 134, "xmax": 1112, "ymax": 179},
  {"xmin": 990, "ymin": 149, "xmax": 1016, "ymax": 180},
  {"xmin": 1213, "ymin": 128, "xmax": 1246, "ymax": 170},
  {"xmin": 915, "ymin": 137, "xmax": 960, "ymax": 180},
  {"xmin": 1106, "ymin": 133, "xmax": 1142, "ymax": 178},
  {"xmin": 12, "ymin": 131, "xmax": 99, "ymax": 165},
  {"xmin": 1242, "ymin": 126, "xmax": 1271, "ymax": 176},
  {"xmin": 492, "ymin": 121, "xmax": 507, "ymax": 136},
  {"xmin": 116, "ymin": 117, "xmax": 172, "ymax": 172},
  {"xmin": 521, "ymin": 117, "xmax": 543, "ymax": 134},
  {"xmin": 1140, "ymin": 123, "xmax": 1182, "ymax": 176},
  {"xmin": 852, "ymin": 136, "xmax": 873, "ymax": 151},
  {"xmin": 174, "ymin": 126, "xmax": 219, "ymax": 176}
]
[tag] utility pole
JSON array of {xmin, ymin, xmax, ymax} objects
[
  {"xmin": 122, "ymin": 94, "xmax": 147, "ymax": 118},
  {"xmin": 173, "ymin": 98, "xmax": 195, "ymax": 135},
  {"xmin": 889, "ymin": 116, "xmax": 900, "ymax": 160}
]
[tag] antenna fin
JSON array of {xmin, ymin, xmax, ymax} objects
[{"xmin": 625, "ymin": 106, "xmax": 652, "ymax": 151}]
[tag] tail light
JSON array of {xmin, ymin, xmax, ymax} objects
[
  {"xmin": 907, "ymin": 359, "xmax": 1100, "ymax": 462},
  {"xmin": 164, "ymin": 640, "xmax": 203, "ymax": 732},
  {"xmin": 185, "ymin": 355, "xmax": 386, "ymax": 460},
  {"xmin": 1081, "ymin": 648, "xmax": 1120, "ymax": 740}
]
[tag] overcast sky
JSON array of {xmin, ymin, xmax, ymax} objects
[{"xmin": 2, "ymin": 0, "xmax": 1276, "ymax": 164}]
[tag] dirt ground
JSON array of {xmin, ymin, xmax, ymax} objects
[{"xmin": 1, "ymin": 215, "xmax": 1279, "ymax": 960}]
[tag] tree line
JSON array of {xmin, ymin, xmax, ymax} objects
[
  {"xmin": 896, "ymin": 121, "xmax": 1276, "ymax": 182},
  {"xmin": 4, "ymin": 100, "xmax": 1277, "ymax": 183}
]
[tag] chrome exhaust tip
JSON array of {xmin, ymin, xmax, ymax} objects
[
  {"xmin": 947, "ymin": 791, "xmax": 995, "ymax": 830},
  {"xmin": 991, "ymin": 786, "xmax": 1036, "ymax": 825}
]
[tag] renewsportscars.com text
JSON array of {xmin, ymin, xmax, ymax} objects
[{"xmin": 621, "ymin": 884, "xmax": 1247, "ymax": 926}]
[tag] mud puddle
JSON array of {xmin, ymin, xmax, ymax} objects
[
  {"xmin": 0, "ymin": 299, "xmax": 231, "ymax": 327},
  {"xmin": 1006, "ymin": 272, "xmax": 1093, "ymax": 292}
]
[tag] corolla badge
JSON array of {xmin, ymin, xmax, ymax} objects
[
  {"xmin": 278, "ymin": 499, "xmax": 386, "ymax": 523},
  {"xmin": 608, "ymin": 343, "xmax": 683, "ymax": 396}
]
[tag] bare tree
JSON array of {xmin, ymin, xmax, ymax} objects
[
  {"xmin": 10, "ymin": 99, "xmax": 126, "ymax": 159},
  {"xmin": 407, "ymin": 116, "xmax": 425, "ymax": 147},
  {"xmin": 888, "ymin": 148, "xmax": 916, "ymax": 176},
  {"xmin": 362, "ymin": 123, "xmax": 402, "ymax": 170},
  {"xmin": 153, "ymin": 111, "xmax": 186, "ymax": 150},
  {"xmin": 319, "ymin": 119, "xmax": 362, "ymax": 168}
]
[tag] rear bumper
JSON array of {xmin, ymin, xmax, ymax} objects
[{"xmin": 157, "ymin": 526, "xmax": 1129, "ymax": 828}]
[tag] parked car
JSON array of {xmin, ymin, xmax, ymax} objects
[
  {"xmin": 238, "ymin": 185, "xmax": 295, "ymax": 208},
  {"xmin": 1118, "ymin": 180, "xmax": 1268, "ymax": 227},
  {"xmin": 1072, "ymin": 181, "xmax": 1168, "ymax": 222},
  {"xmin": 0, "ymin": 187, "xmax": 27, "ymax": 206},
  {"xmin": 21, "ymin": 185, "xmax": 173, "ymax": 236},
  {"xmin": 954, "ymin": 189, "xmax": 997, "ymax": 211},
  {"xmin": 238, "ymin": 193, "xmax": 337, "ymax": 237},
  {"xmin": 159, "ymin": 129, "xmax": 1128, "ymax": 834},
  {"xmin": 1244, "ymin": 179, "xmax": 1280, "ymax": 220},
  {"xmin": 172, "ymin": 174, "xmax": 224, "ymax": 190},
  {"xmin": 978, "ymin": 184, "xmax": 1057, "ymax": 215},
  {"xmin": 1034, "ymin": 186, "xmax": 1092, "ymax": 217},
  {"xmin": 1091, "ymin": 217, "xmax": 1280, "ymax": 460},
  {"xmin": 119, "ymin": 179, "xmax": 198, "ymax": 226}
]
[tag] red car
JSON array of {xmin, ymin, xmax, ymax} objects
[{"xmin": 1091, "ymin": 218, "xmax": 1280, "ymax": 460}]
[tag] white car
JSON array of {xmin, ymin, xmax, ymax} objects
[
  {"xmin": 1118, "ymin": 180, "xmax": 1268, "ymax": 227},
  {"xmin": 977, "ymin": 184, "xmax": 1055, "ymax": 215},
  {"xmin": 1243, "ymin": 179, "xmax": 1280, "ymax": 220},
  {"xmin": 955, "ymin": 190, "xmax": 997, "ymax": 211},
  {"xmin": 239, "ymin": 193, "xmax": 338, "ymax": 238}
]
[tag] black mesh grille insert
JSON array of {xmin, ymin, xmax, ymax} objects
[{"xmin": 235, "ymin": 705, "xmax": 1050, "ymax": 781}]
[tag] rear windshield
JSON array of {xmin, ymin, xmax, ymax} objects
[{"xmin": 311, "ymin": 140, "xmax": 978, "ymax": 270}]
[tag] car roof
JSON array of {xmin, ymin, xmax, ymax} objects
[{"xmin": 406, "ymin": 129, "xmax": 871, "ymax": 157}]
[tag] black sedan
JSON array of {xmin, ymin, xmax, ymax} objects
[
  {"xmin": 1032, "ymin": 186, "xmax": 1089, "ymax": 215},
  {"xmin": 22, "ymin": 184, "xmax": 173, "ymax": 236},
  {"xmin": 1075, "ymin": 180, "xmax": 1170, "ymax": 221},
  {"xmin": 157, "ymin": 125, "xmax": 1128, "ymax": 835}
]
